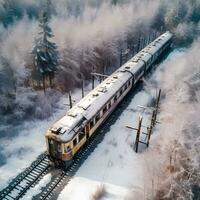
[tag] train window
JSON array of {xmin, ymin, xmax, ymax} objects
[
  {"xmin": 103, "ymin": 106, "xmax": 107, "ymax": 114},
  {"xmin": 114, "ymin": 95, "xmax": 117, "ymax": 102},
  {"xmin": 90, "ymin": 120, "xmax": 94, "ymax": 129},
  {"xmin": 107, "ymin": 102, "xmax": 111, "ymax": 109},
  {"xmin": 73, "ymin": 138, "xmax": 77, "ymax": 147},
  {"xmin": 78, "ymin": 132, "xmax": 85, "ymax": 141},
  {"xmin": 120, "ymin": 89, "xmax": 123, "ymax": 96},
  {"xmin": 65, "ymin": 146, "xmax": 71, "ymax": 153},
  {"xmin": 58, "ymin": 144, "xmax": 62, "ymax": 152},
  {"xmin": 96, "ymin": 113, "xmax": 100, "ymax": 122}
]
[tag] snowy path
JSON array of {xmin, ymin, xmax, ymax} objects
[{"xmin": 58, "ymin": 51, "xmax": 179, "ymax": 200}]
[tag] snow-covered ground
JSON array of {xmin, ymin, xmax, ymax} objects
[
  {"xmin": 0, "ymin": 82, "xmax": 96, "ymax": 190},
  {"xmin": 58, "ymin": 51, "xmax": 180, "ymax": 200},
  {"xmin": 21, "ymin": 174, "xmax": 52, "ymax": 200}
]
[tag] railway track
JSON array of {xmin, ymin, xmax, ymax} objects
[{"xmin": 0, "ymin": 153, "xmax": 50, "ymax": 200}]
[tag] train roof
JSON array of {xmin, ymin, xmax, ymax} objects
[
  {"xmin": 46, "ymin": 31, "xmax": 172, "ymax": 142},
  {"xmin": 55, "ymin": 70, "xmax": 132, "ymax": 142}
]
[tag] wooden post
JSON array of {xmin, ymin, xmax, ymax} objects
[
  {"xmin": 154, "ymin": 89, "xmax": 161, "ymax": 126},
  {"xmin": 135, "ymin": 116, "xmax": 143, "ymax": 153},
  {"xmin": 69, "ymin": 90, "xmax": 72, "ymax": 109},
  {"xmin": 43, "ymin": 75, "xmax": 46, "ymax": 94},
  {"xmin": 146, "ymin": 127, "xmax": 150, "ymax": 147},
  {"xmin": 151, "ymin": 110, "xmax": 156, "ymax": 127},
  {"xmin": 120, "ymin": 48, "xmax": 123, "ymax": 67},
  {"xmin": 92, "ymin": 67, "xmax": 95, "ymax": 89},
  {"xmin": 148, "ymin": 34, "xmax": 151, "ymax": 44},
  {"xmin": 146, "ymin": 124, "xmax": 153, "ymax": 147},
  {"xmin": 146, "ymin": 110, "xmax": 155, "ymax": 147},
  {"xmin": 82, "ymin": 80, "xmax": 84, "ymax": 98},
  {"xmin": 137, "ymin": 38, "xmax": 140, "ymax": 53}
]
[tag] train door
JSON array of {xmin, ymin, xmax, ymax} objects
[
  {"xmin": 49, "ymin": 139, "xmax": 60, "ymax": 159},
  {"xmin": 85, "ymin": 124, "xmax": 90, "ymax": 139}
]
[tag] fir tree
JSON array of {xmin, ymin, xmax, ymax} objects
[
  {"xmin": 32, "ymin": 2, "xmax": 59, "ymax": 92},
  {"xmin": 2, "ymin": 0, "xmax": 15, "ymax": 26}
]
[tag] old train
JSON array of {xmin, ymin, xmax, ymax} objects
[{"xmin": 45, "ymin": 31, "xmax": 173, "ymax": 166}]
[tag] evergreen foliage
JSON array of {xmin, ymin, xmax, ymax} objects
[{"xmin": 32, "ymin": 1, "xmax": 59, "ymax": 92}]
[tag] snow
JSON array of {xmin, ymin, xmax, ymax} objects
[
  {"xmin": 57, "ymin": 50, "xmax": 178, "ymax": 200},
  {"xmin": 0, "ymin": 83, "xmax": 94, "ymax": 190},
  {"xmin": 21, "ymin": 174, "xmax": 52, "ymax": 200},
  {"xmin": 59, "ymin": 177, "xmax": 131, "ymax": 200}
]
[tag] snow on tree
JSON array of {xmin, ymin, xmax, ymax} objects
[{"xmin": 32, "ymin": 1, "xmax": 59, "ymax": 92}]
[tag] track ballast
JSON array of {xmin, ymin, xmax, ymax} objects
[{"xmin": 0, "ymin": 153, "xmax": 50, "ymax": 200}]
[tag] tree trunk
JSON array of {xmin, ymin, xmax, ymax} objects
[
  {"xmin": 49, "ymin": 73, "xmax": 52, "ymax": 88},
  {"xmin": 50, "ymin": 72, "xmax": 55, "ymax": 88},
  {"xmin": 43, "ymin": 75, "xmax": 46, "ymax": 93},
  {"xmin": 82, "ymin": 79, "xmax": 84, "ymax": 98},
  {"xmin": 120, "ymin": 48, "xmax": 122, "ymax": 67}
]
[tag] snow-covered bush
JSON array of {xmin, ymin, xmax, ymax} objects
[{"xmin": 91, "ymin": 184, "xmax": 106, "ymax": 200}]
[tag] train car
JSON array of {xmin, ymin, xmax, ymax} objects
[{"xmin": 45, "ymin": 31, "xmax": 173, "ymax": 166}]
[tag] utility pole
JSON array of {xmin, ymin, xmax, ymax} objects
[
  {"xmin": 92, "ymin": 66, "xmax": 95, "ymax": 89},
  {"xmin": 154, "ymin": 89, "xmax": 161, "ymax": 125},
  {"xmin": 82, "ymin": 80, "xmax": 84, "ymax": 98},
  {"xmin": 126, "ymin": 116, "xmax": 143, "ymax": 153},
  {"xmin": 146, "ymin": 110, "xmax": 155, "ymax": 147},
  {"xmin": 125, "ymin": 89, "xmax": 162, "ymax": 151},
  {"xmin": 69, "ymin": 90, "xmax": 72, "ymax": 109},
  {"xmin": 120, "ymin": 48, "xmax": 123, "ymax": 67},
  {"xmin": 135, "ymin": 116, "xmax": 143, "ymax": 152}
]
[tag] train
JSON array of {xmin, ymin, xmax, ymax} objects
[{"xmin": 45, "ymin": 31, "xmax": 173, "ymax": 166}]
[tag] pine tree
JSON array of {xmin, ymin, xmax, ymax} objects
[
  {"xmin": 2, "ymin": 0, "xmax": 15, "ymax": 26},
  {"xmin": 32, "ymin": 1, "xmax": 59, "ymax": 92}
]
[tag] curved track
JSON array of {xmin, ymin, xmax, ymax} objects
[{"xmin": 0, "ymin": 153, "xmax": 50, "ymax": 200}]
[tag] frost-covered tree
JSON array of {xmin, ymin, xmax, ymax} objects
[{"xmin": 32, "ymin": 2, "xmax": 59, "ymax": 92}]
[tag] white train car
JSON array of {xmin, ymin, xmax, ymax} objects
[{"xmin": 45, "ymin": 31, "xmax": 173, "ymax": 166}]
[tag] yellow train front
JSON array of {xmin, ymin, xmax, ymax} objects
[{"xmin": 45, "ymin": 111, "xmax": 89, "ymax": 166}]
